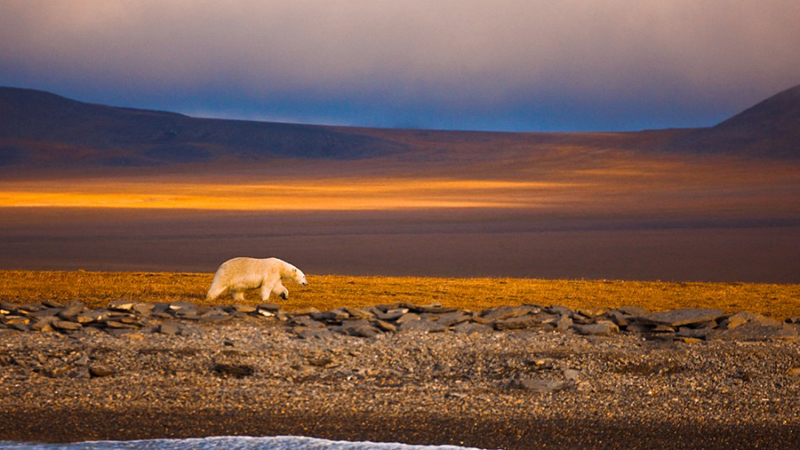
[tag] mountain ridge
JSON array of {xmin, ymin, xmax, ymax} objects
[{"xmin": 1, "ymin": 84, "xmax": 798, "ymax": 167}]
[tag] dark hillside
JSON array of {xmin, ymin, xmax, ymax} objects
[
  {"xmin": 0, "ymin": 87, "xmax": 406, "ymax": 166},
  {"xmin": 665, "ymin": 84, "xmax": 800, "ymax": 158}
]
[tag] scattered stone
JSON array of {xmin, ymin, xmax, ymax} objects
[
  {"xmin": 52, "ymin": 320, "xmax": 82, "ymax": 331},
  {"xmin": 399, "ymin": 320, "xmax": 447, "ymax": 333},
  {"xmin": 375, "ymin": 309, "xmax": 409, "ymax": 321},
  {"xmin": 374, "ymin": 320, "xmax": 397, "ymax": 333},
  {"xmin": 292, "ymin": 307, "xmax": 320, "ymax": 316},
  {"xmin": 452, "ymin": 322, "xmax": 492, "ymax": 334},
  {"xmin": 573, "ymin": 321, "xmax": 619, "ymax": 336},
  {"xmin": 434, "ymin": 311, "xmax": 470, "ymax": 327},
  {"xmin": 494, "ymin": 315, "xmax": 539, "ymax": 330},
  {"xmin": 639, "ymin": 308, "xmax": 725, "ymax": 327},
  {"xmin": 257, "ymin": 302, "xmax": 281, "ymax": 312},
  {"xmin": 89, "ymin": 364, "xmax": 115, "ymax": 378},
  {"xmin": 481, "ymin": 305, "xmax": 536, "ymax": 322},
  {"xmin": 395, "ymin": 313, "xmax": 421, "ymax": 324},
  {"xmin": 563, "ymin": 369, "xmax": 581, "ymax": 381},
  {"xmin": 510, "ymin": 378, "xmax": 567, "ymax": 393},
  {"xmin": 343, "ymin": 307, "xmax": 373, "ymax": 319},
  {"xmin": 554, "ymin": 314, "xmax": 573, "ymax": 332},
  {"xmin": 295, "ymin": 328, "xmax": 333, "ymax": 339},
  {"xmin": 158, "ymin": 322, "xmax": 181, "ymax": 335},
  {"xmin": 213, "ymin": 363, "xmax": 255, "ymax": 378},
  {"xmin": 57, "ymin": 303, "xmax": 85, "ymax": 320}
]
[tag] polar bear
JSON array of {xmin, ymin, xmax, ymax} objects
[{"xmin": 206, "ymin": 257, "xmax": 308, "ymax": 301}]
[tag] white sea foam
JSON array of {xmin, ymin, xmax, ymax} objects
[{"xmin": 0, "ymin": 436, "xmax": 489, "ymax": 450}]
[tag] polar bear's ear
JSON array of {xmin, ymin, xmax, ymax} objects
[{"xmin": 292, "ymin": 268, "xmax": 298, "ymax": 275}]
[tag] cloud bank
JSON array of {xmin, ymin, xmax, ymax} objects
[{"xmin": 2, "ymin": 0, "xmax": 800, "ymax": 131}]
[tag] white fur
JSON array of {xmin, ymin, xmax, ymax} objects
[{"xmin": 206, "ymin": 257, "xmax": 308, "ymax": 301}]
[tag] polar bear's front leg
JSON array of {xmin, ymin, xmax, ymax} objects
[{"xmin": 260, "ymin": 278, "xmax": 288, "ymax": 301}]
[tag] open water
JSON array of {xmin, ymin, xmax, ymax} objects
[{"xmin": 0, "ymin": 437, "xmax": 486, "ymax": 450}]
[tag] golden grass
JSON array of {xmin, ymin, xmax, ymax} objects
[{"xmin": 1, "ymin": 271, "xmax": 798, "ymax": 319}]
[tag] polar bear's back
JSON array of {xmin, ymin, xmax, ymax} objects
[{"xmin": 214, "ymin": 257, "xmax": 280, "ymax": 289}]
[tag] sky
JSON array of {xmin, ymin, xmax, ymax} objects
[{"xmin": 2, "ymin": 0, "xmax": 800, "ymax": 132}]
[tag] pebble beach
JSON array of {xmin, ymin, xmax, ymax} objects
[{"xmin": 1, "ymin": 300, "xmax": 799, "ymax": 449}]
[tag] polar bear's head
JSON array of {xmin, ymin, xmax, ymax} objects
[{"xmin": 283, "ymin": 263, "xmax": 308, "ymax": 286}]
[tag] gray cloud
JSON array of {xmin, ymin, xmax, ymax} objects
[{"xmin": 2, "ymin": 0, "xmax": 800, "ymax": 131}]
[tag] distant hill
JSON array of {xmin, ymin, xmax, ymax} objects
[
  {"xmin": 664, "ymin": 84, "xmax": 800, "ymax": 158},
  {"xmin": 0, "ymin": 87, "xmax": 406, "ymax": 167},
  {"xmin": 1, "ymin": 84, "xmax": 798, "ymax": 168}
]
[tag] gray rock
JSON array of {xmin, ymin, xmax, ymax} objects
[
  {"xmin": 452, "ymin": 322, "xmax": 492, "ymax": 334},
  {"xmin": 57, "ymin": 303, "xmax": 85, "ymax": 320},
  {"xmin": 510, "ymin": 378, "xmax": 567, "ymax": 393},
  {"xmin": 395, "ymin": 313, "xmax": 421, "ymax": 324},
  {"xmin": 711, "ymin": 321, "xmax": 798, "ymax": 341},
  {"xmin": 31, "ymin": 307, "xmax": 62, "ymax": 318},
  {"xmin": 131, "ymin": 303, "xmax": 155, "ymax": 317},
  {"xmin": 434, "ymin": 311, "xmax": 470, "ymax": 327},
  {"xmin": 199, "ymin": 309, "xmax": 230, "ymax": 322},
  {"xmin": 494, "ymin": 315, "xmax": 539, "ymax": 330},
  {"xmin": 343, "ymin": 323, "xmax": 382, "ymax": 338},
  {"xmin": 573, "ymin": 321, "xmax": 619, "ymax": 336},
  {"xmin": 234, "ymin": 305, "xmax": 257, "ymax": 314},
  {"xmin": 89, "ymin": 364, "xmax": 115, "ymax": 377},
  {"xmin": 375, "ymin": 308, "xmax": 409, "ymax": 321},
  {"xmin": 291, "ymin": 316, "xmax": 327, "ymax": 329},
  {"xmin": 374, "ymin": 320, "xmax": 397, "ymax": 333},
  {"xmin": 554, "ymin": 314, "xmax": 573, "ymax": 331},
  {"xmin": 676, "ymin": 327, "xmax": 714, "ymax": 339},
  {"xmin": 108, "ymin": 300, "xmax": 137, "ymax": 311},
  {"xmin": 545, "ymin": 305, "xmax": 573, "ymax": 316},
  {"xmin": 295, "ymin": 327, "xmax": 333, "ymax": 339},
  {"xmin": 213, "ymin": 363, "xmax": 255, "ymax": 378},
  {"xmin": 399, "ymin": 320, "xmax": 448, "ymax": 333},
  {"xmin": 31, "ymin": 316, "xmax": 58, "ymax": 331},
  {"xmin": 639, "ymin": 308, "xmax": 725, "ymax": 327},
  {"xmin": 563, "ymin": 369, "xmax": 581, "ymax": 381},
  {"xmin": 158, "ymin": 322, "xmax": 181, "ymax": 335},
  {"xmin": 52, "ymin": 320, "xmax": 82, "ymax": 331},
  {"xmin": 481, "ymin": 305, "xmax": 537, "ymax": 322},
  {"xmin": 257, "ymin": 302, "xmax": 281, "ymax": 312},
  {"xmin": 343, "ymin": 307, "xmax": 373, "ymax": 319}
]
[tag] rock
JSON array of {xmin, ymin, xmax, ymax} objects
[
  {"xmin": 481, "ymin": 305, "xmax": 537, "ymax": 322},
  {"xmin": 30, "ymin": 316, "xmax": 58, "ymax": 331},
  {"xmin": 52, "ymin": 320, "xmax": 82, "ymax": 331},
  {"xmin": 554, "ymin": 315, "xmax": 573, "ymax": 332},
  {"xmin": 343, "ymin": 307, "xmax": 373, "ymax": 319},
  {"xmin": 374, "ymin": 320, "xmax": 397, "ymax": 333},
  {"xmin": 563, "ymin": 369, "xmax": 581, "ymax": 381},
  {"xmin": 510, "ymin": 378, "xmax": 566, "ymax": 393},
  {"xmin": 395, "ymin": 313, "xmax": 421, "ymax": 324},
  {"xmin": 158, "ymin": 322, "xmax": 181, "ymax": 335},
  {"xmin": 42, "ymin": 300, "xmax": 65, "ymax": 309},
  {"xmin": 614, "ymin": 306, "xmax": 649, "ymax": 316},
  {"xmin": 199, "ymin": 309, "xmax": 230, "ymax": 322},
  {"xmin": 545, "ymin": 305, "xmax": 573, "ymax": 316},
  {"xmin": 89, "ymin": 364, "xmax": 115, "ymax": 377},
  {"xmin": 375, "ymin": 308, "xmax": 409, "ymax": 321},
  {"xmin": 292, "ymin": 316, "xmax": 327, "ymax": 329},
  {"xmin": 168, "ymin": 301, "xmax": 197, "ymax": 312},
  {"xmin": 295, "ymin": 328, "xmax": 333, "ymax": 339},
  {"xmin": 639, "ymin": 308, "xmax": 725, "ymax": 327},
  {"xmin": 711, "ymin": 321, "xmax": 798, "ymax": 341},
  {"xmin": 434, "ymin": 311, "xmax": 470, "ymax": 327},
  {"xmin": 343, "ymin": 323, "xmax": 382, "ymax": 338},
  {"xmin": 31, "ymin": 307, "xmax": 62, "ymax": 318},
  {"xmin": 213, "ymin": 363, "xmax": 255, "ymax": 378},
  {"xmin": 452, "ymin": 322, "xmax": 492, "ymax": 334},
  {"xmin": 57, "ymin": 303, "xmax": 84, "ymax": 320},
  {"xmin": 233, "ymin": 305, "xmax": 257, "ymax": 314},
  {"xmin": 494, "ymin": 315, "xmax": 539, "ymax": 330},
  {"xmin": 108, "ymin": 300, "xmax": 137, "ymax": 311},
  {"xmin": 573, "ymin": 321, "xmax": 619, "ymax": 336},
  {"xmin": 131, "ymin": 303, "xmax": 155, "ymax": 316},
  {"xmin": 311, "ymin": 311, "xmax": 349, "ymax": 322},
  {"xmin": 257, "ymin": 302, "xmax": 281, "ymax": 312},
  {"xmin": 788, "ymin": 367, "xmax": 800, "ymax": 376},
  {"xmin": 676, "ymin": 327, "xmax": 714, "ymax": 339},
  {"xmin": 399, "ymin": 320, "xmax": 447, "ymax": 333}
]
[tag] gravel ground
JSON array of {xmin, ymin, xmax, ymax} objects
[{"xmin": 1, "ymin": 313, "xmax": 798, "ymax": 450}]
